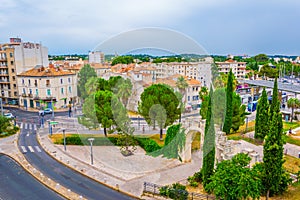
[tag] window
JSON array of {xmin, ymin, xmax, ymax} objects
[
  {"xmin": 13, "ymin": 84, "xmax": 16, "ymax": 88},
  {"xmin": 188, "ymin": 96, "xmax": 190, "ymax": 101},
  {"xmin": 60, "ymin": 78, "xmax": 63, "ymax": 84},
  {"xmin": 46, "ymin": 80, "xmax": 50, "ymax": 86},
  {"xmin": 36, "ymin": 89, "xmax": 38, "ymax": 95},
  {"xmin": 68, "ymin": 78, "xmax": 71, "ymax": 83},
  {"xmin": 61, "ymin": 88, "xmax": 64, "ymax": 94},
  {"xmin": 9, "ymin": 53, "xmax": 13, "ymax": 58},
  {"xmin": 29, "ymin": 89, "xmax": 32, "ymax": 94},
  {"xmin": 10, "ymin": 61, "xmax": 14, "ymax": 65},
  {"xmin": 23, "ymin": 88, "xmax": 26, "ymax": 94},
  {"xmin": 47, "ymin": 89, "xmax": 51, "ymax": 96},
  {"xmin": 28, "ymin": 79, "xmax": 31, "ymax": 85},
  {"xmin": 68, "ymin": 86, "xmax": 72, "ymax": 93},
  {"xmin": 12, "ymin": 76, "xmax": 15, "ymax": 81},
  {"xmin": 22, "ymin": 79, "xmax": 24, "ymax": 85},
  {"xmin": 11, "ymin": 69, "xmax": 14, "ymax": 73},
  {"xmin": 34, "ymin": 80, "xmax": 37, "ymax": 87}
]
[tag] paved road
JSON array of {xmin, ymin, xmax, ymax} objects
[
  {"xmin": 0, "ymin": 154, "xmax": 65, "ymax": 200},
  {"xmin": 18, "ymin": 123, "xmax": 134, "ymax": 199}
]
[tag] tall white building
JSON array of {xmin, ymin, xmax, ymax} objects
[
  {"xmin": 89, "ymin": 51, "xmax": 105, "ymax": 64},
  {"xmin": 216, "ymin": 60, "xmax": 246, "ymax": 80}
]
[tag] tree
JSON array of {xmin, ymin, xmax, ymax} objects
[
  {"xmin": 213, "ymin": 87, "xmax": 226, "ymax": 126},
  {"xmin": 0, "ymin": 116, "xmax": 11, "ymax": 134},
  {"xmin": 255, "ymin": 88, "xmax": 269, "ymax": 139},
  {"xmin": 176, "ymin": 76, "xmax": 189, "ymax": 118},
  {"xmin": 78, "ymin": 94, "xmax": 99, "ymax": 129},
  {"xmin": 263, "ymin": 79, "xmax": 285, "ymax": 199},
  {"xmin": 200, "ymin": 95, "xmax": 209, "ymax": 119},
  {"xmin": 223, "ymin": 69, "xmax": 234, "ymax": 134},
  {"xmin": 206, "ymin": 153, "xmax": 262, "ymax": 200},
  {"xmin": 287, "ymin": 98, "xmax": 300, "ymax": 122},
  {"xmin": 138, "ymin": 84, "xmax": 181, "ymax": 140},
  {"xmin": 94, "ymin": 90, "xmax": 114, "ymax": 137},
  {"xmin": 199, "ymin": 86, "xmax": 208, "ymax": 101},
  {"xmin": 85, "ymin": 77, "xmax": 99, "ymax": 96},
  {"xmin": 202, "ymin": 86, "xmax": 215, "ymax": 189},
  {"xmin": 231, "ymin": 92, "xmax": 247, "ymax": 132},
  {"xmin": 111, "ymin": 56, "xmax": 134, "ymax": 66},
  {"xmin": 78, "ymin": 64, "xmax": 97, "ymax": 99},
  {"xmin": 112, "ymin": 78, "xmax": 133, "ymax": 108}
]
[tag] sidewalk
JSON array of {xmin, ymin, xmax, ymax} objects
[{"xmin": 37, "ymin": 127, "xmax": 203, "ymax": 198}]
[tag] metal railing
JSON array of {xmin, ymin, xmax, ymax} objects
[{"xmin": 143, "ymin": 182, "xmax": 216, "ymax": 200}]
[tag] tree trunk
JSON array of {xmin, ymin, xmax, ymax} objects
[
  {"xmin": 291, "ymin": 107, "xmax": 294, "ymax": 122},
  {"xmin": 104, "ymin": 127, "xmax": 107, "ymax": 137},
  {"xmin": 160, "ymin": 128, "xmax": 163, "ymax": 140},
  {"xmin": 266, "ymin": 190, "xmax": 269, "ymax": 200}
]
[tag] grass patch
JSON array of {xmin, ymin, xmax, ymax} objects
[
  {"xmin": 270, "ymin": 182, "xmax": 300, "ymax": 200},
  {"xmin": 191, "ymin": 131, "xmax": 201, "ymax": 151},
  {"xmin": 227, "ymin": 134, "xmax": 263, "ymax": 145},
  {"xmin": 283, "ymin": 121, "xmax": 300, "ymax": 132},
  {"xmin": 283, "ymin": 155, "xmax": 300, "ymax": 174},
  {"xmin": 149, "ymin": 134, "xmax": 165, "ymax": 147},
  {"xmin": 284, "ymin": 135, "xmax": 300, "ymax": 146}
]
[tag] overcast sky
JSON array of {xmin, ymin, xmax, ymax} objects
[{"xmin": 1, "ymin": 0, "xmax": 299, "ymax": 56}]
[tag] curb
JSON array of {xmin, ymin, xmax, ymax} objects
[
  {"xmin": 10, "ymin": 130, "xmax": 87, "ymax": 200},
  {"xmin": 37, "ymin": 129, "xmax": 140, "ymax": 200}
]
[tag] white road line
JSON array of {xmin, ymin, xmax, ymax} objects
[
  {"xmin": 35, "ymin": 146, "xmax": 42, "ymax": 153},
  {"xmin": 26, "ymin": 133, "xmax": 29, "ymax": 137},
  {"xmin": 20, "ymin": 123, "xmax": 23, "ymax": 129},
  {"xmin": 24, "ymin": 123, "xmax": 28, "ymax": 129},
  {"xmin": 28, "ymin": 124, "xmax": 32, "ymax": 130},
  {"xmin": 34, "ymin": 124, "xmax": 37, "ymax": 131},
  {"xmin": 28, "ymin": 146, "xmax": 34, "ymax": 152},
  {"xmin": 21, "ymin": 146, "xmax": 27, "ymax": 153}
]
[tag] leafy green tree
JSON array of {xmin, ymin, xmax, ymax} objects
[
  {"xmin": 254, "ymin": 54, "xmax": 269, "ymax": 64},
  {"xmin": 138, "ymin": 84, "xmax": 181, "ymax": 140},
  {"xmin": 94, "ymin": 90, "xmax": 114, "ymax": 137},
  {"xmin": 202, "ymin": 86, "xmax": 215, "ymax": 189},
  {"xmin": 231, "ymin": 92, "xmax": 247, "ymax": 132},
  {"xmin": 263, "ymin": 78, "xmax": 285, "ymax": 199},
  {"xmin": 255, "ymin": 88, "xmax": 269, "ymax": 139},
  {"xmin": 85, "ymin": 77, "xmax": 99, "ymax": 96},
  {"xmin": 111, "ymin": 56, "xmax": 134, "ymax": 65},
  {"xmin": 213, "ymin": 87, "xmax": 226, "ymax": 126},
  {"xmin": 78, "ymin": 94, "xmax": 99, "ymax": 129},
  {"xmin": 287, "ymin": 98, "xmax": 300, "ymax": 122},
  {"xmin": 176, "ymin": 76, "xmax": 188, "ymax": 104},
  {"xmin": 200, "ymin": 95, "xmax": 209, "ymax": 119},
  {"xmin": 206, "ymin": 153, "xmax": 262, "ymax": 200},
  {"xmin": 259, "ymin": 64, "xmax": 279, "ymax": 78},
  {"xmin": 78, "ymin": 64, "xmax": 97, "ymax": 99},
  {"xmin": 223, "ymin": 69, "xmax": 234, "ymax": 134},
  {"xmin": 0, "ymin": 116, "xmax": 11, "ymax": 134},
  {"xmin": 112, "ymin": 78, "xmax": 133, "ymax": 108},
  {"xmin": 199, "ymin": 86, "xmax": 208, "ymax": 101}
]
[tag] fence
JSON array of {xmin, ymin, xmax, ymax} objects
[{"xmin": 143, "ymin": 182, "xmax": 216, "ymax": 200}]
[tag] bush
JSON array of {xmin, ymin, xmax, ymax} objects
[
  {"xmin": 64, "ymin": 135, "xmax": 84, "ymax": 145},
  {"xmin": 159, "ymin": 183, "xmax": 188, "ymax": 200},
  {"xmin": 188, "ymin": 171, "xmax": 202, "ymax": 187},
  {"xmin": 134, "ymin": 137, "xmax": 161, "ymax": 153}
]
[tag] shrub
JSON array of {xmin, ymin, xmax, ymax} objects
[
  {"xmin": 64, "ymin": 135, "xmax": 84, "ymax": 145},
  {"xmin": 159, "ymin": 183, "xmax": 188, "ymax": 200},
  {"xmin": 134, "ymin": 137, "xmax": 161, "ymax": 153},
  {"xmin": 188, "ymin": 171, "xmax": 202, "ymax": 187}
]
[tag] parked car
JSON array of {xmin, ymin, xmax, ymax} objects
[
  {"xmin": 4, "ymin": 113, "xmax": 14, "ymax": 119},
  {"xmin": 39, "ymin": 108, "xmax": 53, "ymax": 115}
]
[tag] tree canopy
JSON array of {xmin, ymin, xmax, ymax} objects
[
  {"xmin": 138, "ymin": 84, "xmax": 181, "ymax": 140},
  {"xmin": 255, "ymin": 88, "xmax": 269, "ymax": 139},
  {"xmin": 78, "ymin": 64, "xmax": 97, "ymax": 99},
  {"xmin": 223, "ymin": 69, "xmax": 234, "ymax": 134}
]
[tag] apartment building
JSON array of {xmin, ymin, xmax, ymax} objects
[
  {"xmin": 216, "ymin": 60, "xmax": 246, "ymax": 79},
  {"xmin": 0, "ymin": 38, "xmax": 49, "ymax": 104},
  {"xmin": 89, "ymin": 51, "xmax": 105, "ymax": 64},
  {"xmin": 17, "ymin": 66, "xmax": 77, "ymax": 109}
]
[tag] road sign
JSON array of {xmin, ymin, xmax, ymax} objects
[{"xmin": 50, "ymin": 121, "xmax": 58, "ymax": 125}]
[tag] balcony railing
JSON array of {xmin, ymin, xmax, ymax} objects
[
  {"xmin": 28, "ymin": 93, "xmax": 33, "ymax": 98},
  {"xmin": 33, "ymin": 95, "xmax": 40, "ymax": 100},
  {"xmin": 46, "ymin": 84, "xmax": 51, "ymax": 87},
  {"xmin": 22, "ymin": 93, "xmax": 27, "ymax": 97}
]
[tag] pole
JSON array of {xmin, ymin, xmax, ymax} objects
[
  {"xmin": 51, "ymin": 98, "xmax": 54, "ymax": 119},
  {"xmin": 63, "ymin": 129, "xmax": 66, "ymax": 151},
  {"xmin": 0, "ymin": 98, "xmax": 3, "ymax": 116},
  {"xmin": 41, "ymin": 114, "xmax": 44, "ymax": 128},
  {"xmin": 88, "ymin": 138, "xmax": 94, "ymax": 165}
]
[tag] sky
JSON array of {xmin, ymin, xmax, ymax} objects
[{"xmin": 0, "ymin": 0, "xmax": 299, "ymax": 56}]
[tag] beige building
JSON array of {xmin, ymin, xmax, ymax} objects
[
  {"xmin": 0, "ymin": 38, "xmax": 49, "ymax": 104},
  {"xmin": 216, "ymin": 60, "xmax": 246, "ymax": 79},
  {"xmin": 17, "ymin": 66, "xmax": 77, "ymax": 109}
]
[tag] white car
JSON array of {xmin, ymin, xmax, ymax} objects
[
  {"xmin": 39, "ymin": 108, "xmax": 53, "ymax": 115},
  {"xmin": 4, "ymin": 113, "xmax": 14, "ymax": 119}
]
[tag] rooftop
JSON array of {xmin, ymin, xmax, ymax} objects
[{"xmin": 17, "ymin": 66, "xmax": 75, "ymax": 77}]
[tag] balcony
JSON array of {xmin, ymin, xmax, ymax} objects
[
  {"xmin": 28, "ymin": 93, "xmax": 33, "ymax": 98},
  {"xmin": 0, "ymin": 73, "xmax": 8, "ymax": 76},
  {"xmin": 46, "ymin": 84, "xmax": 51, "ymax": 87},
  {"xmin": 0, "ymin": 57, "xmax": 7, "ymax": 61},
  {"xmin": 33, "ymin": 95, "xmax": 40, "ymax": 100},
  {"xmin": 22, "ymin": 93, "xmax": 27, "ymax": 97}
]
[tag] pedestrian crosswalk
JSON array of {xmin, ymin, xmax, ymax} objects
[
  {"xmin": 18, "ymin": 123, "xmax": 38, "ymax": 131},
  {"xmin": 20, "ymin": 145, "xmax": 42, "ymax": 153}
]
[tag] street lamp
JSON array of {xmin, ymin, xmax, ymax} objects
[
  {"xmin": 62, "ymin": 128, "xmax": 66, "ymax": 151},
  {"xmin": 51, "ymin": 98, "xmax": 55, "ymax": 119},
  {"xmin": 47, "ymin": 120, "xmax": 52, "ymax": 136},
  {"xmin": 88, "ymin": 138, "xmax": 94, "ymax": 165}
]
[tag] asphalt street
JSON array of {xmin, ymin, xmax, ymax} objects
[
  {"xmin": 18, "ymin": 120, "xmax": 134, "ymax": 200},
  {"xmin": 0, "ymin": 154, "xmax": 65, "ymax": 200}
]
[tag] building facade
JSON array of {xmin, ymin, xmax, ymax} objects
[
  {"xmin": 0, "ymin": 38, "xmax": 49, "ymax": 104},
  {"xmin": 89, "ymin": 51, "xmax": 105, "ymax": 64},
  {"xmin": 216, "ymin": 60, "xmax": 246, "ymax": 79},
  {"xmin": 17, "ymin": 66, "xmax": 77, "ymax": 110}
]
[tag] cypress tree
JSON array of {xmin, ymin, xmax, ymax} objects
[
  {"xmin": 255, "ymin": 88, "xmax": 269, "ymax": 139},
  {"xmin": 223, "ymin": 69, "xmax": 233, "ymax": 134},
  {"xmin": 202, "ymin": 86, "xmax": 215, "ymax": 190},
  {"xmin": 263, "ymin": 79, "xmax": 284, "ymax": 199}
]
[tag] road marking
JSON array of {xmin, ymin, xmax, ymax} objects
[
  {"xmin": 20, "ymin": 123, "xmax": 23, "ymax": 129},
  {"xmin": 34, "ymin": 124, "xmax": 37, "ymax": 131},
  {"xmin": 28, "ymin": 124, "xmax": 32, "ymax": 130},
  {"xmin": 24, "ymin": 123, "xmax": 28, "ymax": 130},
  {"xmin": 28, "ymin": 146, "xmax": 34, "ymax": 152},
  {"xmin": 35, "ymin": 146, "xmax": 42, "ymax": 152},
  {"xmin": 21, "ymin": 146, "xmax": 27, "ymax": 153},
  {"xmin": 26, "ymin": 133, "xmax": 29, "ymax": 137}
]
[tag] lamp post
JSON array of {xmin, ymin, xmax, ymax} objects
[
  {"xmin": 51, "ymin": 98, "xmax": 54, "ymax": 119},
  {"xmin": 88, "ymin": 138, "xmax": 94, "ymax": 165},
  {"xmin": 62, "ymin": 128, "xmax": 66, "ymax": 151},
  {"xmin": 47, "ymin": 120, "xmax": 52, "ymax": 136}
]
